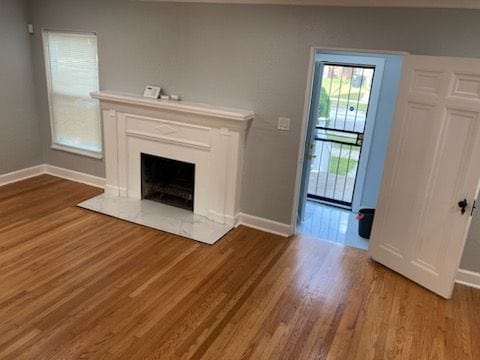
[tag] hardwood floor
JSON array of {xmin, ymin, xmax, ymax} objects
[{"xmin": 0, "ymin": 175, "xmax": 479, "ymax": 359}]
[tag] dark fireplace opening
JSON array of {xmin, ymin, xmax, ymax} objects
[{"xmin": 141, "ymin": 153, "xmax": 195, "ymax": 211}]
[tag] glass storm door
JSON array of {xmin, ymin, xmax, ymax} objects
[{"xmin": 306, "ymin": 63, "xmax": 375, "ymax": 208}]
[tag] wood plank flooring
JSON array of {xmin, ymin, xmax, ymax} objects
[{"xmin": 0, "ymin": 175, "xmax": 479, "ymax": 359}]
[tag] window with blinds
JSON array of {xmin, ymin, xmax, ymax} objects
[{"xmin": 43, "ymin": 30, "xmax": 102, "ymax": 157}]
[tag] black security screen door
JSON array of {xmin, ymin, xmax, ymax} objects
[{"xmin": 307, "ymin": 63, "xmax": 375, "ymax": 208}]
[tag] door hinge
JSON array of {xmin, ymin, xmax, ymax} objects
[{"xmin": 471, "ymin": 200, "xmax": 477, "ymax": 217}]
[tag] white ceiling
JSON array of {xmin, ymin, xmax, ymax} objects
[{"xmin": 139, "ymin": 0, "xmax": 480, "ymax": 9}]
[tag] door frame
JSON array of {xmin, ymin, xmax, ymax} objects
[
  {"xmin": 298, "ymin": 61, "xmax": 324, "ymax": 222},
  {"xmin": 291, "ymin": 47, "xmax": 409, "ymax": 232},
  {"xmin": 308, "ymin": 54, "xmax": 386, "ymax": 211}
]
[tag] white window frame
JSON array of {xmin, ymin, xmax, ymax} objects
[{"xmin": 42, "ymin": 29, "xmax": 103, "ymax": 159}]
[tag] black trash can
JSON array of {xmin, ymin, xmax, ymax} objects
[{"xmin": 357, "ymin": 208, "xmax": 375, "ymax": 239}]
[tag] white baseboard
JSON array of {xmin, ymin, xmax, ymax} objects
[
  {"xmin": 0, "ymin": 165, "xmax": 45, "ymax": 186},
  {"xmin": 236, "ymin": 212, "xmax": 293, "ymax": 237},
  {"xmin": 43, "ymin": 164, "xmax": 105, "ymax": 188},
  {"xmin": 0, "ymin": 164, "xmax": 105, "ymax": 189},
  {"xmin": 8, "ymin": 166, "xmax": 480, "ymax": 286},
  {"xmin": 2, "ymin": 165, "xmax": 294, "ymax": 238},
  {"xmin": 456, "ymin": 269, "xmax": 480, "ymax": 290}
]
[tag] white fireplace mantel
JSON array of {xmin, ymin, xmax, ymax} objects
[
  {"xmin": 92, "ymin": 91, "xmax": 254, "ymax": 128},
  {"xmin": 92, "ymin": 91, "xmax": 254, "ymax": 226}
]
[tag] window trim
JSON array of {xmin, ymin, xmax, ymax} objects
[
  {"xmin": 42, "ymin": 29, "xmax": 103, "ymax": 158},
  {"xmin": 50, "ymin": 144, "xmax": 104, "ymax": 160}
]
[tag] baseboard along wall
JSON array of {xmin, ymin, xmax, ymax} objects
[
  {"xmin": 455, "ymin": 268, "xmax": 480, "ymax": 290},
  {"xmin": 2, "ymin": 164, "xmax": 480, "ymax": 289},
  {"xmin": 0, "ymin": 164, "xmax": 105, "ymax": 188},
  {"xmin": 0, "ymin": 164, "xmax": 292, "ymax": 236}
]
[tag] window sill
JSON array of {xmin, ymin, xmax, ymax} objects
[{"xmin": 51, "ymin": 144, "xmax": 104, "ymax": 160}]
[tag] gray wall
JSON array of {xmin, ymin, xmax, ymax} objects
[
  {"xmin": 462, "ymin": 209, "xmax": 480, "ymax": 272},
  {"xmin": 0, "ymin": 0, "xmax": 42, "ymax": 174},
  {"xmin": 28, "ymin": 1, "xmax": 480, "ymax": 269},
  {"xmin": 359, "ymin": 55, "xmax": 403, "ymax": 208}
]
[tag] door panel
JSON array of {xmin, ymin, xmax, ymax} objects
[
  {"xmin": 414, "ymin": 109, "xmax": 478, "ymax": 271},
  {"xmin": 369, "ymin": 55, "xmax": 480, "ymax": 299}
]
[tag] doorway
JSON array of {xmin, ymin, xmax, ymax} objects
[
  {"xmin": 294, "ymin": 49, "xmax": 480, "ymax": 298},
  {"xmin": 307, "ymin": 63, "xmax": 375, "ymax": 208},
  {"xmin": 296, "ymin": 50, "xmax": 404, "ymax": 249}
]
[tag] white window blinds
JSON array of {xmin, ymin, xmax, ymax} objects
[{"xmin": 43, "ymin": 30, "xmax": 102, "ymax": 156}]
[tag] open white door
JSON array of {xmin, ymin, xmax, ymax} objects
[
  {"xmin": 369, "ymin": 55, "xmax": 480, "ymax": 299},
  {"xmin": 298, "ymin": 62, "xmax": 323, "ymax": 222}
]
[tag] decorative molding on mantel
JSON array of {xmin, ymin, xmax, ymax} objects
[{"xmin": 91, "ymin": 91, "xmax": 255, "ymax": 125}]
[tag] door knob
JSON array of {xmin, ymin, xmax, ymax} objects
[{"xmin": 458, "ymin": 198, "xmax": 468, "ymax": 215}]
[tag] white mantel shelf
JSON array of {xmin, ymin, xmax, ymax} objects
[{"xmin": 91, "ymin": 91, "xmax": 255, "ymax": 123}]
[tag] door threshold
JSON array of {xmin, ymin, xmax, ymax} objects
[{"xmin": 306, "ymin": 197, "xmax": 352, "ymax": 211}]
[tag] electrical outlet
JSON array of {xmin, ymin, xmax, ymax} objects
[{"xmin": 277, "ymin": 117, "xmax": 291, "ymax": 131}]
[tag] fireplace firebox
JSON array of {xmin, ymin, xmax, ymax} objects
[{"xmin": 141, "ymin": 153, "xmax": 195, "ymax": 211}]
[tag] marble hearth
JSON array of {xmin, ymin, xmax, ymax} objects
[
  {"xmin": 78, "ymin": 194, "xmax": 233, "ymax": 244},
  {"xmin": 78, "ymin": 91, "xmax": 254, "ymax": 244}
]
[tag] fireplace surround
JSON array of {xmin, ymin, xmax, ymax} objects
[{"xmin": 89, "ymin": 91, "xmax": 254, "ymax": 228}]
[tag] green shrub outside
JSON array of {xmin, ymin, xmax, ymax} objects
[{"xmin": 318, "ymin": 87, "xmax": 330, "ymax": 119}]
